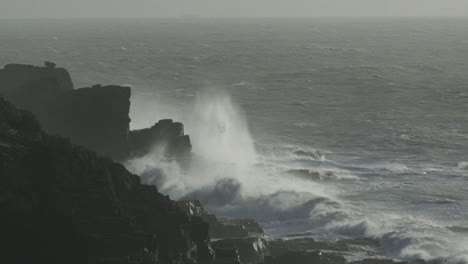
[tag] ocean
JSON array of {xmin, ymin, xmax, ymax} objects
[{"xmin": 1, "ymin": 17, "xmax": 467, "ymax": 263}]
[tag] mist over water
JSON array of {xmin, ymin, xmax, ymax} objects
[
  {"xmin": 2, "ymin": 18, "xmax": 468, "ymax": 263},
  {"xmin": 189, "ymin": 87, "xmax": 257, "ymax": 165},
  {"xmin": 126, "ymin": 86, "xmax": 468, "ymax": 264}
]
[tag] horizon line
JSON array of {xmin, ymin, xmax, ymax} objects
[{"xmin": 1, "ymin": 15, "xmax": 468, "ymax": 20}]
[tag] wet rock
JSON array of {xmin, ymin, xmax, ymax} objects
[
  {"xmin": 212, "ymin": 237, "xmax": 270, "ymax": 264},
  {"xmin": 176, "ymin": 200, "xmax": 253, "ymax": 239},
  {"xmin": 129, "ymin": 119, "xmax": 192, "ymax": 158},
  {"xmin": 213, "ymin": 248, "xmax": 243, "ymax": 264},
  {"xmin": 205, "ymin": 215, "xmax": 250, "ymax": 239},
  {"xmin": 177, "ymin": 200, "xmax": 206, "ymax": 216}
]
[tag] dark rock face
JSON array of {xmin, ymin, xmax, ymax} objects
[
  {"xmin": 130, "ymin": 119, "xmax": 192, "ymax": 158},
  {"xmin": 176, "ymin": 200, "xmax": 264, "ymax": 239},
  {"xmin": 204, "ymin": 214, "xmax": 250, "ymax": 239},
  {"xmin": 177, "ymin": 200, "xmax": 206, "ymax": 217},
  {"xmin": 0, "ymin": 62, "xmax": 73, "ymax": 92},
  {"xmin": 49, "ymin": 85, "xmax": 132, "ymax": 160},
  {"xmin": 213, "ymin": 248, "xmax": 242, "ymax": 264},
  {"xmin": 0, "ymin": 96, "xmax": 212, "ymax": 264},
  {"xmin": 0, "ymin": 63, "xmax": 191, "ymax": 161},
  {"xmin": 212, "ymin": 237, "xmax": 270, "ymax": 264}
]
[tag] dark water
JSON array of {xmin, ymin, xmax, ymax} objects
[{"xmin": 1, "ymin": 18, "xmax": 467, "ymax": 262}]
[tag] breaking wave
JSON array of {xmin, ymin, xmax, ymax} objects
[{"xmin": 125, "ymin": 87, "xmax": 468, "ymax": 264}]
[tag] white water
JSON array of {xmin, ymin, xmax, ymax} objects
[
  {"xmin": 4, "ymin": 18, "xmax": 467, "ymax": 264},
  {"xmin": 188, "ymin": 87, "xmax": 257, "ymax": 166},
  {"xmin": 125, "ymin": 88, "xmax": 468, "ymax": 264}
]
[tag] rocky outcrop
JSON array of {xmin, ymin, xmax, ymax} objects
[
  {"xmin": 213, "ymin": 248, "xmax": 242, "ymax": 264},
  {"xmin": 176, "ymin": 200, "xmax": 264, "ymax": 239},
  {"xmin": 0, "ymin": 62, "xmax": 73, "ymax": 92},
  {"xmin": 212, "ymin": 237, "xmax": 270, "ymax": 264},
  {"xmin": 49, "ymin": 84, "xmax": 132, "ymax": 160},
  {"xmin": 0, "ymin": 63, "xmax": 191, "ymax": 161},
  {"xmin": 0, "ymin": 96, "xmax": 211, "ymax": 264},
  {"xmin": 129, "ymin": 119, "xmax": 192, "ymax": 158},
  {"xmin": 218, "ymin": 218, "xmax": 265, "ymax": 236}
]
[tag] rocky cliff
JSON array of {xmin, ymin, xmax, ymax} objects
[
  {"xmin": 0, "ymin": 62, "xmax": 73, "ymax": 92},
  {"xmin": 0, "ymin": 62, "xmax": 431, "ymax": 264},
  {"xmin": 0, "ymin": 62, "xmax": 191, "ymax": 161},
  {"xmin": 0, "ymin": 96, "xmax": 211, "ymax": 264}
]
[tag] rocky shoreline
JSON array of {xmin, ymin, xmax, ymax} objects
[{"xmin": 0, "ymin": 63, "xmax": 430, "ymax": 264}]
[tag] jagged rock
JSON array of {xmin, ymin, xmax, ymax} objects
[
  {"xmin": 176, "ymin": 200, "xmax": 263, "ymax": 239},
  {"xmin": 129, "ymin": 119, "xmax": 192, "ymax": 158},
  {"xmin": 265, "ymin": 250, "xmax": 346, "ymax": 264},
  {"xmin": 0, "ymin": 96, "xmax": 212, "ymax": 264},
  {"xmin": 0, "ymin": 63, "xmax": 191, "ymax": 161},
  {"xmin": 213, "ymin": 248, "xmax": 243, "ymax": 264},
  {"xmin": 284, "ymin": 169, "xmax": 321, "ymax": 181},
  {"xmin": 177, "ymin": 200, "xmax": 206, "ymax": 216},
  {"xmin": 44, "ymin": 61, "xmax": 56, "ymax": 69},
  {"xmin": 212, "ymin": 237, "xmax": 270, "ymax": 264},
  {"xmin": 203, "ymin": 213, "xmax": 250, "ymax": 239},
  {"xmin": 218, "ymin": 218, "xmax": 265, "ymax": 235},
  {"xmin": 0, "ymin": 62, "xmax": 73, "ymax": 92}
]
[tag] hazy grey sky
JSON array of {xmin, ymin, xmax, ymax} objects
[{"xmin": 1, "ymin": 0, "xmax": 468, "ymax": 18}]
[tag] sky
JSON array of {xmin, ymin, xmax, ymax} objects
[{"xmin": 1, "ymin": 0, "xmax": 468, "ymax": 18}]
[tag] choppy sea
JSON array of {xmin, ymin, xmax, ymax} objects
[{"xmin": 1, "ymin": 17, "xmax": 467, "ymax": 263}]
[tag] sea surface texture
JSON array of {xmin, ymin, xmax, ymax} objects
[{"xmin": 1, "ymin": 18, "xmax": 467, "ymax": 263}]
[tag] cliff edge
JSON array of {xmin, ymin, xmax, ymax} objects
[
  {"xmin": 0, "ymin": 62, "xmax": 191, "ymax": 161},
  {"xmin": 0, "ymin": 96, "xmax": 211, "ymax": 264}
]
